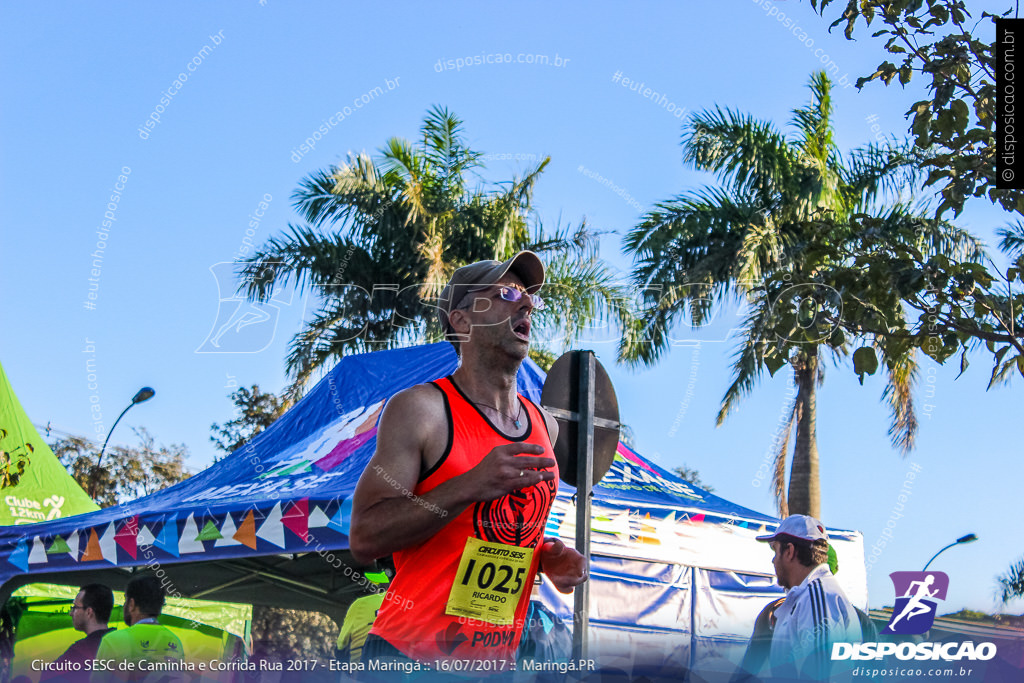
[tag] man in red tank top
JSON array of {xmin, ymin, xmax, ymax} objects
[{"xmin": 349, "ymin": 251, "xmax": 587, "ymax": 669}]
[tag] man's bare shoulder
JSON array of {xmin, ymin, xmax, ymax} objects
[
  {"xmin": 380, "ymin": 382, "xmax": 449, "ymax": 438},
  {"xmin": 386, "ymin": 382, "xmax": 446, "ymax": 412},
  {"xmin": 538, "ymin": 404, "xmax": 559, "ymax": 445}
]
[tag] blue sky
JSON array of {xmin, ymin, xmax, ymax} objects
[{"xmin": 1, "ymin": 1, "xmax": 1020, "ymax": 614}]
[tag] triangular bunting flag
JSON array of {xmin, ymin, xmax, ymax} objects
[
  {"xmin": 196, "ymin": 520, "xmax": 222, "ymax": 541},
  {"xmin": 137, "ymin": 526, "xmax": 155, "ymax": 548},
  {"xmin": 233, "ymin": 510, "xmax": 257, "ymax": 550},
  {"xmin": 154, "ymin": 515, "xmax": 180, "ymax": 557},
  {"xmin": 308, "ymin": 506, "xmax": 330, "ymax": 529},
  {"xmin": 178, "ymin": 514, "xmax": 205, "ymax": 554},
  {"xmin": 99, "ymin": 522, "xmax": 118, "ymax": 564},
  {"xmin": 215, "ymin": 514, "xmax": 242, "ymax": 547},
  {"xmin": 327, "ymin": 506, "xmax": 345, "ymax": 535},
  {"xmin": 66, "ymin": 530, "xmax": 80, "ymax": 559},
  {"xmin": 48, "ymin": 536, "xmax": 71, "ymax": 555},
  {"xmin": 81, "ymin": 529, "xmax": 103, "ymax": 563},
  {"xmin": 256, "ymin": 503, "xmax": 285, "ymax": 548},
  {"xmin": 690, "ymin": 513, "xmax": 705, "ymax": 523},
  {"xmin": 331, "ymin": 497, "xmax": 353, "ymax": 535},
  {"xmin": 114, "ymin": 517, "xmax": 138, "ymax": 559},
  {"xmin": 9, "ymin": 539, "xmax": 29, "ymax": 571},
  {"xmin": 28, "ymin": 536, "xmax": 47, "ymax": 564},
  {"xmin": 282, "ymin": 499, "xmax": 309, "ymax": 542},
  {"xmin": 637, "ymin": 513, "xmax": 661, "ymax": 545}
]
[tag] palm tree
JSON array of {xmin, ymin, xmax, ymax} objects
[
  {"xmin": 620, "ymin": 72, "xmax": 983, "ymax": 517},
  {"xmin": 241, "ymin": 106, "xmax": 625, "ymax": 394}
]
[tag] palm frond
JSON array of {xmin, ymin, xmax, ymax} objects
[
  {"xmin": 772, "ymin": 393, "xmax": 799, "ymax": 517},
  {"xmin": 626, "ymin": 188, "xmax": 756, "ymax": 296},
  {"xmin": 997, "ymin": 556, "xmax": 1024, "ymax": 604},
  {"xmin": 716, "ymin": 300, "xmax": 772, "ymax": 425},
  {"xmin": 238, "ymin": 225, "xmax": 363, "ymax": 301},
  {"xmin": 790, "ymin": 72, "xmax": 836, "ymax": 163},
  {"xmin": 988, "ymin": 352, "xmax": 1021, "ymax": 388},
  {"xmin": 292, "ymin": 154, "xmax": 389, "ymax": 228},
  {"xmin": 378, "ymin": 137, "xmax": 430, "ymax": 224},
  {"xmin": 485, "ymin": 158, "xmax": 551, "ymax": 259},
  {"xmin": 997, "ymin": 222, "xmax": 1024, "ymax": 261},
  {"xmin": 881, "ymin": 347, "xmax": 919, "ymax": 454},
  {"xmin": 420, "ymin": 104, "xmax": 483, "ymax": 196},
  {"xmin": 683, "ymin": 108, "xmax": 794, "ymax": 203},
  {"xmin": 539, "ymin": 252, "xmax": 629, "ymax": 349},
  {"xmin": 841, "ymin": 140, "xmax": 921, "ymax": 210}
]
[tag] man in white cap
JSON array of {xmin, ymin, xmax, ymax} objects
[
  {"xmin": 755, "ymin": 514, "xmax": 861, "ymax": 679},
  {"xmin": 349, "ymin": 251, "xmax": 587, "ymax": 668}
]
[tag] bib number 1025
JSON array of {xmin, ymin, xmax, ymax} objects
[{"xmin": 460, "ymin": 559, "xmax": 526, "ymax": 594}]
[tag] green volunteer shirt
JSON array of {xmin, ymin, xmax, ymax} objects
[{"xmin": 92, "ymin": 622, "xmax": 184, "ymax": 682}]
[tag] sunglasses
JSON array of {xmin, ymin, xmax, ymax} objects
[
  {"xmin": 464, "ymin": 285, "xmax": 545, "ymax": 310},
  {"xmin": 496, "ymin": 285, "xmax": 545, "ymax": 310}
]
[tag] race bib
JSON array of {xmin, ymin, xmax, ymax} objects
[{"xmin": 445, "ymin": 537, "xmax": 534, "ymax": 625}]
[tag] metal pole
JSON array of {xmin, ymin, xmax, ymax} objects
[
  {"xmin": 89, "ymin": 402, "xmax": 134, "ymax": 499},
  {"xmin": 572, "ymin": 351, "xmax": 595, "ymax": 662},
  {"xmin": 922, "ymin": 542, "xmax": 957, "ymax": 572},
  {"xmin": 688, "ymin": 565, "xmax": 697, "ymax": 681}
]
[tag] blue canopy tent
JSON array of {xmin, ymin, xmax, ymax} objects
[{"xmin": 0, "ymin": 343, "xmax": 865, "ymax": 676}]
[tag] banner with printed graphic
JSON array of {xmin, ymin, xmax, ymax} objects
[{"xmin": 0, "ymin": 361, "xmax": 99, "ymax": 525}]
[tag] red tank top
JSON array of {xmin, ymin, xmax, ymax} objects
[{"xmin": 369, "ymin": 376, "xmax": 558, "ymax": 663}]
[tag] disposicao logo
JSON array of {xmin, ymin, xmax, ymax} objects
[
  {"xmin": 832, "ymin": 570, "xmax": 997, "ymax": 663},
  {"xmin": 883, "ymin": 571, "xmax": 949, "ymax": 635}
]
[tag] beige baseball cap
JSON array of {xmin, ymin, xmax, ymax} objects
[{"xmin": 437, "ymin": 251, "xmax": 545, "ymax": 334}]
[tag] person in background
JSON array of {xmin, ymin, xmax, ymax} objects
[
  {"xmin": 336, "ymin": 569, "xmax": 390, "ymax": 663},
  {"xmin": 753, "ymin": 515, "xmax": 862, "ymax": 680},
  {"xmin": 43, "ymin": 584, "xmax": 116, "ymax": 683},
  {"xmin": 732, "ymin": 544, "xmax": 876, "ymax": 681},
  {"xmin": 92, "ymin": 575, "xmax": 184, "ymax": 682}
]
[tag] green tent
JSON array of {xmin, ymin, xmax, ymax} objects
[
  {"xmin": 0, "ymin": 361, "xmax": 254, "ymax": 661},
  {"xmin": 0, "ymin": 361, "xmax": 98, "ymax": 524},
  {"xmin": 7, "ymin": 593, "xmax": 247, "ymax": 683}
]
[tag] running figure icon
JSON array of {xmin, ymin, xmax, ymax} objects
[
  {"xmin": 882, "ymin": 571, "xmax": 949, "ymax": 635},
  {"xmin": 888, "ymin": 574, "xmax": 938, "ymax": 628}
]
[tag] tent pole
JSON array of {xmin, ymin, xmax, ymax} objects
[
  {"xmin": 688, "ymin": 565, "xmax": 697, "ymax": 681},
  {"xmin": 571, "ymin": 351, "xmax": 595, "ymax": 663}
]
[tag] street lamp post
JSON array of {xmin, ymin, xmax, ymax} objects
[
  {"xmin": 88, "ymin": 387, "xmax": 155, "ymax": 499},
  {"xmin": 923, "ymin": 533, "xmax": 978, "ymax": 571}
]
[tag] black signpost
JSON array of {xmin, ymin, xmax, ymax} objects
[{"xmin": 541, "ymin": 350, "xmax": 619, "ymax": 662}]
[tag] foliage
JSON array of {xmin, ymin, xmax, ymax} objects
[
  {"xmin": 997, "ymin": 557, "xmax": 1024, "ymax": 604},
  {"xmin": 241, "ymin": 106, "xmax": 626, "ymax": 397},
  {"xmin": 807, "ymin": 0, "xmax": 1021, "ymax": 218},
  {"xmin": 672, "ymin": 465, "xmax": 714, "ymax": 493},
  {"xmin": 250, "ymin": 606, "xmax": 338, "ymax": 665},
  {"xmin": 51, "ymin": 427, "xmax": 190, "ymax": 508},
  {"xmin": 621, "ymin": 71, "xmax": 972, "ymax": 516},
  {"xmin": 780, "ymin": 214, "xmax": 1023, "ymax": 387},
  {"xmin": 210, "ymin": 385, "xmax": 289, "ymax": 455},
  {"xmin": 0, "ymin": 428, "xmax": 32, "ymax": 488},
  {"xmin": 528, "ymin": 347, "xmax": 557, "ymax": 373}
]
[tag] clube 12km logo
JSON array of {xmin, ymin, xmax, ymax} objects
[{"xmin": 832, "ymin": 571, "xmax": 997, "ymax": 662}]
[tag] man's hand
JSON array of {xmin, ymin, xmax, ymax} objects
[
  {"xmin": 539, "ymin": 537, "xmax": 587, "ymax": 593},
  {"xmin": 459, "ymin": 442, "xmax": 556, "ymax": 503}
]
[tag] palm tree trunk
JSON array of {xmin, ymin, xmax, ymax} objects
[{"xmin": 788, "ymin": 349, "xmax": 820, "ymax": 518}]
